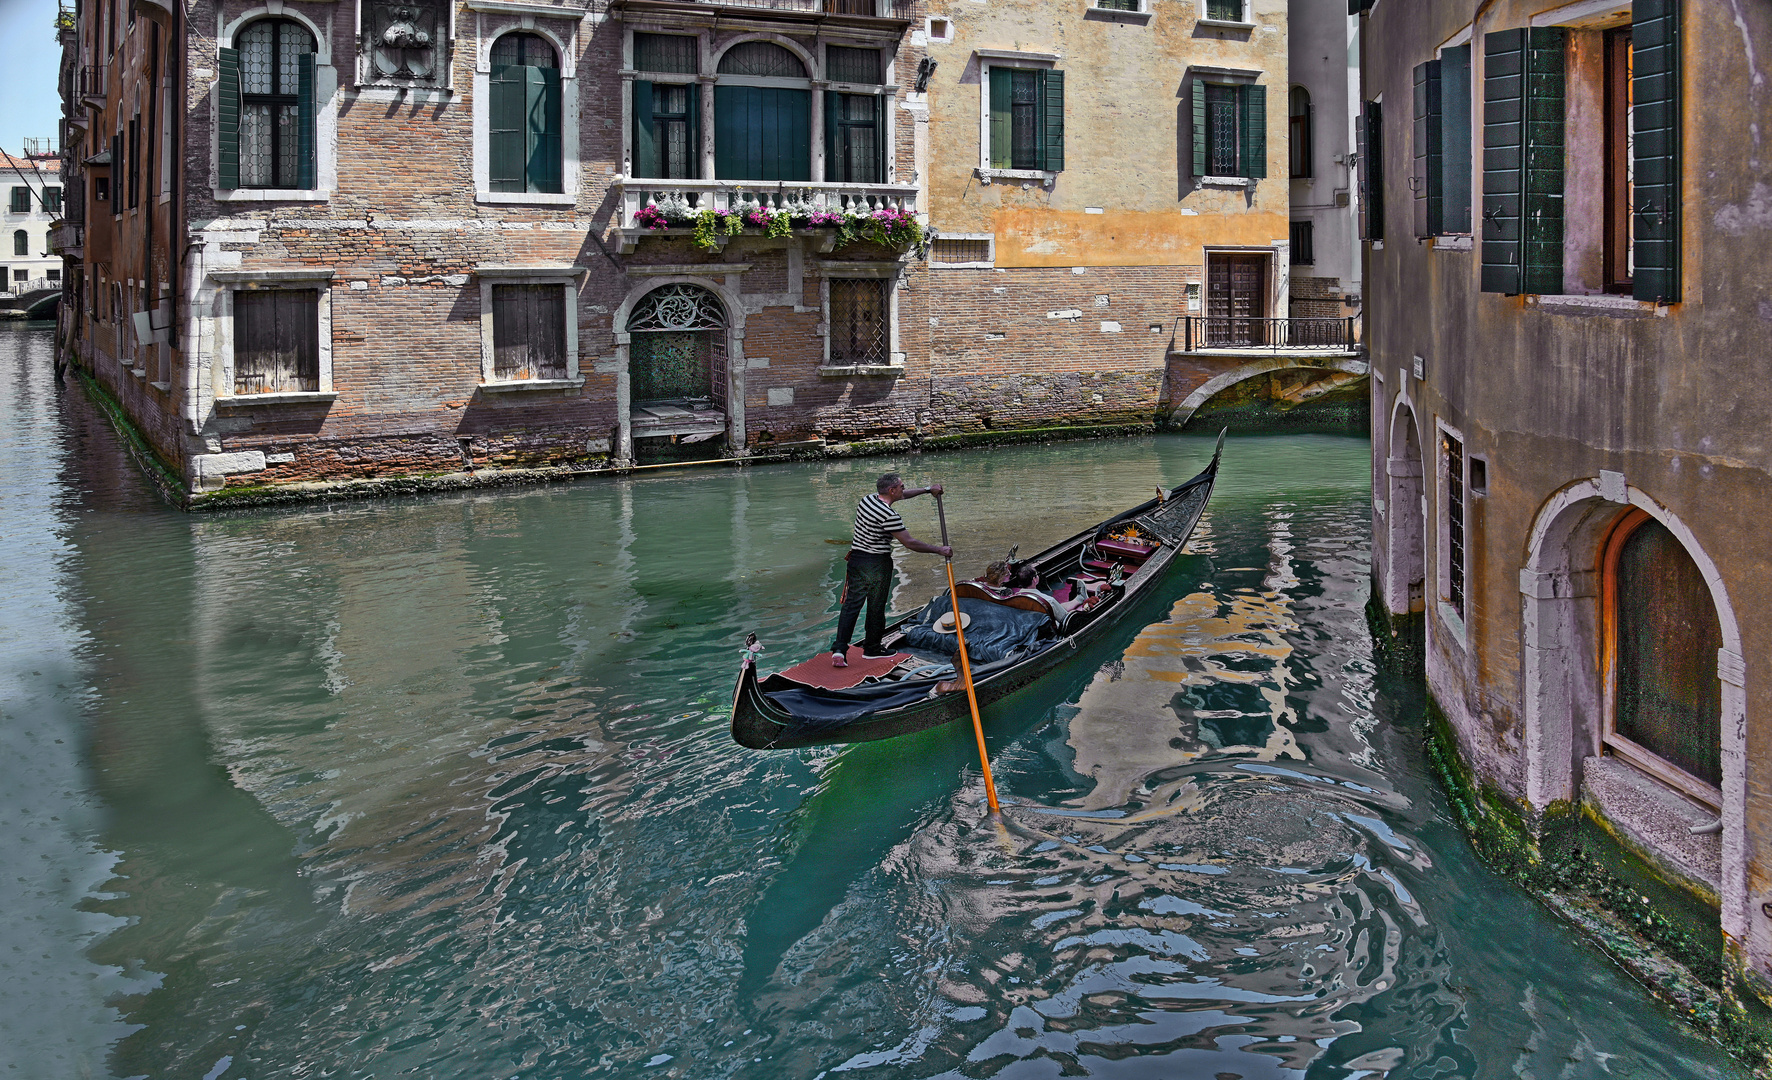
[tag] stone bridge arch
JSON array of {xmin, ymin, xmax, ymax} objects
[
  {"xmin": 1, "ymin": 286, "xmax": 59, "ymax": 319},
  {"xmin": 1167, "ymin": 355, "xmax": 1369, "ymax": 427}
]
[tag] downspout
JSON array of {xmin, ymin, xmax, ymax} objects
[{"xmin": 143, "ymin": 16, "xmax": 156, "ymax": 375}]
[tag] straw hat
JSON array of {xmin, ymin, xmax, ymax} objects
[{"xmin": 934, "ymin": 610, "xmax": 973, "ymax": 633}]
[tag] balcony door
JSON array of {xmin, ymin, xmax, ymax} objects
[
  {"xmin": 714, "ymin": 42, "xmax": 811, "ymax": 182},
  {"xmin": 1206, "ymin": 253, "xmax": 1267, "ymax": 346}
]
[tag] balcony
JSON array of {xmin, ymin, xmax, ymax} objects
[
  {"xmin": 612, "ymin": 0, "xmax": 913, "ymax": 23},
  {"xmin": 77, "ymin": 64, "xmax": 106, "ymax": 110},
  {"xmin": 1176, "ymin": 316, "xmax": 1360, "ymax": 354},
  {"xmin": 614, "ymin": 177, "xmax": 920, "ymax": 252}
]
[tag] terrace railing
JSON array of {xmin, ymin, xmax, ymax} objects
[
  {"xmin": 616, "ymin": 178, "xmax": 918, "ymax": 231},
  {"xmin": 1179, "ymin": 315, "xmax": 1357, "ymax": 352}
]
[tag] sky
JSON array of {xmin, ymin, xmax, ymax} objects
[{"xmin": 0, "ymin": 0, "xmax": 66, "ymax": 155}]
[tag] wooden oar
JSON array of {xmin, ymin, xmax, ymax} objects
[{"xmin": 934, "ymin": 490, "xmax": 1001, "ymax": 814}]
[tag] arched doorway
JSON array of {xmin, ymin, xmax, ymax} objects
[
  {"xmin": 1384, "ymin": 404, "xmax": 1425, "ymax": 615},
  {"xmin": 1602, "ymin": 508, "xmax": 1723, "ymax": 804},
  {"xmin": 628, "ymin": 283, "xmax": 728, "ymax": 407}
]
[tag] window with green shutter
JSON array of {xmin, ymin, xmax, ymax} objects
[
  {"xmin": 1205, "ymin": 0, "xmax": 1243, "ymax": 20},
  {"xmin": 1412, "ymin": 60, "xmax": 1442, "ymax": 238},
  {"xmin": 1481, "ymin": 27, "xmax": 1564, "ymax": 295},
  {"xmin": 1191, "ymin": 80, "xmax": 1264, "ymax": 178},
  {"xmin": 1632, "ymin": 0, "xmax": 1680, "ymax": 303},
  {"xmin": 713, "ymin": 42, "xmax": 811, "ymax": 182},
  {"xmin": 489, "ymin": 33, "xmax": 563, "ymax": 194},
  {"xmin": 988, "ymin": 67, "xmax": 1064, "ymax": 172},
  {"xmin": 825, "ymin": 92, "xmax": 882, "ymax": 183},
  {"xmin": 1358, "ymin": 100, "xmax": 1383, "ymax": 240},
  {"xmin": 1440, "ymin": 44, "xmax": 1473, "ymax": 234},
  {"xmin": 633, "ymin": 81, "xmax": 700, "ymax": 179},
  {"xmin": 9, "ymin": 187, "xmax": 28, "ymax": 214},
  {"xmin": 221, "ymin": 19, "xmax": 317, "ymax": 190}
]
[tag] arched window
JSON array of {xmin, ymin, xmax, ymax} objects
[
  {"xmin": 714, "ymin": 41, "xmax": 810, "ymax": 181},
  {"xmin": 219, "ymin": 19, "xmax": 316, "ymax": 190},
  {"xmin": 1289, "ymin": 86, "xmax": 1312, "ymax": 179},
  {"xmin": 489, "ymin": 33, "xmax": 562, "ymax": 194},
  {"xmin": 627, "ymin": 284, "xmax": 729, "ymax": 406},
  {"xmin": 13, "ymin": 229, "xmax": 27, "ymax": 257},
  {"xmin": 1603, "ymin": 509, "xmax": 1723, "ymax": 800}
]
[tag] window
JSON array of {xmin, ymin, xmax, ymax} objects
[
  {"xmin": 931, "ymin": 236, "xmax": 993, "ymax": 266},
  {"xmin": 1481, "ymin": 4, "xmax": 1680, "ymax": 301},
  {"xmin": 633, "ymin": 35, "xmax": 700, "ymax": 181},
  {"xmin": 128, "ymin": 113, "xmax": 140, "ymax": 208},
  {"xmin": 715, "ymin": 42, "xmax": 811, "ymax": 181},
  {"xmin": 1289, "ymin": 220, "xmax": 1313, "ymax": 264},
  {"xmin": 1603, "ymin": 27, "xmax": 1633, "ymax": 293},
  {"xmin": 1412, "ymin": 47, "xmax": 1471, "ymax": 239},
  {"xmin": 1440, "ymin": 429, "xmax": 1465, "ymax": 621},
  {"xmin": 110, "ymin": 134, "xmax": 122, "ymax": 212},
  {"xmin": 826, "ymin": 45, "xmax": 879, "ymax": 84},
  {"xmin": 9, "ymin": 187, "xmax": 27, "ymax": 213},
  {"xmin": 1289, "ymin": 86, "xmax": 1311, "ymax": 178},
  {"xmin": 43, "ymin": 187, "xmax": 62, "ymax": 214},
  {"xmin": 988, "ymin": 67, "xmax": 1064, "ymax": 172},
  {"xmin": 490, "ymin": 34, "xmax": 563, "ymax": 193},
  {"xmin": 219, "ymin": 19, "xmax": 317, "ymax": 190},
  {"xmin": 1192, "ymin": 81, "xmax": 1265, "ymax": 179},
  {"xmin": 12, "ymin": 230, "xmax": 26, "ymax": 256},
  {"xmin": 1358, "ymin": 100, "xmax": 1383, "ymax": 240},
  {"xmin": 13, "ymin": 269, "xmax": 26, "ymax": 283},
  {"xmin": 1204, "ymin": 0, "xmax": 1244, "ymax": 21},
  {"xmin": 233, "ymin": 289, "xmax": 320, "ymax": 394},
  {"xmin": 626, "ymin": 282, "xmax": 727, "ymax": 404},
  {"xmin": 47, "ymin": 268, "xmax": 59, "ymax": 282},
  {"xmin": 827, "ymin": 94, "xmax": 882, "ymax": 183},
  {"xmin": 1096, "ymin": 0, "xmax": 1140, "ymax": 10},
  {"xmin": 828, "ymin": 278, "xmax": 889, "ymax": 365},
  {"xmin": 94, "ymin": 175, "xmax": 109, "ymax": 206},
  {"xmin": 492, "ymin": 285, "xmax": 567, "ymax": 381},
  {"xmin": 1602, "ymin": 510, "xmax": 1724, "ymax": 803}
]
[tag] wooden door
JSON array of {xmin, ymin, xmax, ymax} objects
[{"xmin": 1206, "ymin": 254, "xmax": 1266, "ymax": 346}]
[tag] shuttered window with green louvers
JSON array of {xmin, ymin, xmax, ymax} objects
[
  {"xmin": 1357, "ymin": 100, "xmax": 1383, "ymax": 240},
  {"xmin": 489, "ymin": 33, "xmax": 563, "ymax": 194},
  {"xmin": 1190, "ymin": 81, "xmax": 1265, "ymax": 179},
  {"xmin": 1632, "ymin": 0, "xmax": 1680, "ymax": 303},
  {"xmin": 1480, "ymin": 27, "xmax": 1564, "ymax": 295},
  {"xmin": 217, "ymin": 19, "xmax": 316, "ymax": 190},
  {"xmin": 825, "ymin": 93, "xmax": 883, "ymax": 183},
  {"xmin": 988, "ymin": 67, "xmax": 1064, "ymax": 172},
  {"xmin": 1412, "ymin": 60, "xmax": 1442, "ymax": 238}
]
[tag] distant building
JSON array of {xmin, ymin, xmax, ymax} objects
[
  {"xmin": 1285, "ymin": 1, "xmax": 1359, "ymax": 327},
  {"xmin": 1361, "ymin": 0, "xmax": 1772, "ymax": 1008},
  {"xmin": 2, "ymin": 143, "xmax": 64, "ymax": 295},
  {"xmin": 58, "ymin": 0, "xmax": 1350, "ymax": 501}
]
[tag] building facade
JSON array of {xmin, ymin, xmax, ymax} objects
[
  {"xmin": 58, "ymin": 0, "xmax": 1342, "ymax": 500},
  {"xmin": 3, "ymin": 143, "xmax": 65, "ymax": 296},
  {"xmin": 1284, "ymin": 0, "xmax": 1357, "ymax": 324},
  {"xmin": 1361, "ymin": 0, "xmax": 1772, "ymax": 1009}
]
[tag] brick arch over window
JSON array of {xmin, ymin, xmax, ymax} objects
[{"xmin": 1520, "ymin": 481, "xmax": 1748, "ymax": 957}]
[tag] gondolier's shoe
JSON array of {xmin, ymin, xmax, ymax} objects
[{"xmin": 830, "ymin": 651, "xmax": 848, "ymax": 668}]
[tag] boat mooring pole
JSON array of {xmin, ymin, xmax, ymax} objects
[{"xmin": 934, "ymin": 491, "xmax": 1000, "ymax": 814}]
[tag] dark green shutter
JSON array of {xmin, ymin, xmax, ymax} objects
[
  {"xmin": 528, "ymin": 66, "xmax": 563, "ymax": 193},
  {"xmin": 1413, "ymin": 59, "xmax": 1442, "ymax": 237},
  {"xmin": 297, "ymin": 52, "xmax": 316, "ymax": 190},
  {"xmin": 489, "ymin": 64, "xmax": 524, "ymax": 191},
  {"xmin": 988, "ymin": 68, "xmax": 1011, "ymax": 169},
  {"xmin": 217, "ymin": 47, "xmax": 240, "ymax": 190},
  {"xmin": 1482, "ymin": 28, "xmax": 1565, "ymax": 294},
  {"xmin": 1521, "ymin": 29, "xmax": 1565, "ymax": 294},
  {"xmin": 1441, "ymin": 44, "xmax": 1473, "ymax": 233},
  {"xmin": 688, "ymin": 85, "xmax": 701, "ymax": 179},
  {"xmin": 873, "ymin": 91, "xmax": 886, "ymax": 180},
  {"xmin": 1191, "ymin": 79, "xmax": 1208, "ymax": 177},
  {"xmin": 824, "ymin": 89, "xmax": 840, "ymax": 181},
  {"xmin": 1041, "ymin": 69, "xmax": 1064, "ymax": 172},
  {"xmin": 1360, "ymin": 101, "xmax": 1383, "ymax": 241},
  {"xmin": 634, "ymin": 79, "xmax": 658, "ymax": 177},
  {"xmin": 1239, "ymin": 83, "xmax": 1265, "ymax": 178},
  {"xmin": 1633, "ymin": 0, "xmax": 1680, "ymax": 302},
  {"xmin": 714, "ymin": 86, "xmax": 809, "ymax": 181}
]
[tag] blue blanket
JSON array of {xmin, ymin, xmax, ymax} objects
[{"xmin": 899, "ymin": 595, "xmax": 1050, "ymax": 664}]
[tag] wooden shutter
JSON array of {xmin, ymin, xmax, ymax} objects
[
  {"xmin": 492, "ymin": 284, "xmax": 566, "ymax": 381},
  {"xmin": 234, "ymin": 289, "xmax": 319, "ymax": 394},
  {"xmin": 1040, "ymin": 69, "xmax": 1065, "ymax": 172},
  {"xmin": 297, "ymin": 52, "xmax": 316, "ymax": 190},
  {"xmin": 1482, "ymin": 28, "xmax": 1565, "ymax": 294},
  {"xmin": 1191, "ymin": 79, "xmax": 1208, "ymax": 177},
  {"xmin": 873, "ymin": 90, "xmax": 887, "ymax": 181},
  {"xmin": 989, "ymin": 68, "xmax": 1011, "ymax": 169},
  {"xmin": 1359, "ymin": 101, "xmax": 1383, "ymax": 241},
  {"xmin": 488, "ymin": 64, "xmax": 524, "ymax": 191},
  {"xmin": 217, "ymin": 47, "xmax": 240, "ymax": 190},
  {"xmin": 527, "ymin": 66, "xmax": 563, "ymax": 193},
  {"xmin": 1238, "ymin": 83, "xmax": 1265, "ymax": 178},
  {"xmin": 1441, "ymin": 44, "xmax": 1473, "ymax": 234},
  {"xmin": 1413, "ymin": 60, "xmax": 1442, "ymax": 238},
  {"xmin": 823, "ymin": 89, "xmax": 840, "ymax": 181},
  {"xmin": 634, "ymin": 79, "xmax": 658, "ymax": 177},
  {"xmin": 1633, "ymin": 0, "xmax": 1680, "ymax": 302},
  {"xmin": 714, "ymin": 86, "xmax": 810, "ymax": 181}
]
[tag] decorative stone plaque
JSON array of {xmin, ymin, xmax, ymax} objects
[{"xmin": 363, "ymin": 0, "xmax": 443, "ymax": 84}]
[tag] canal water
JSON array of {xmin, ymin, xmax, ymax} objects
[{"xmin": 1, "ymin": 323, "xmax": 1747, "ymax": 1080}]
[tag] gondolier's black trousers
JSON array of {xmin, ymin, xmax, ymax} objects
[{"xmin": 832, "ymin": 551, "xmax": 892, "ymax": 656}]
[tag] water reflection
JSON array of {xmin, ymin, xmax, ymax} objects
[{"xmin": 0, "ymin": 324, "xmax": 1749, "ymax": 1079}]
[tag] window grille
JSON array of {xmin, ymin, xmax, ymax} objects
[
  {"xmin": 233, "ymin": 289, "xmax": 319, "ymax": 394},
  {"xmin": 717, "ymin": 41, "xmax": 806, "ymax": 79},
  {"xmin": 1205, "ymin": 83, "xmax": 1239, "ymax": 176},
  {"xmin": 827, "ymin": 46, "xmax": 880, "ymax": 84},
  {"xmin": 237, "ymin": 19, "xmax": 314, "ymax": 188},
  {"xmin": 1443, "ymin": 431, "xmax": 1465, "ymax": 618},
  {"xmin": 491, "ymin": 284, "xmax": 567, "ymax": 381},
  {"xmin": 932, "ymin": 238, "xmax": 990, "ymax": 264},
  {"xmin": 828, "ymin": 278, "xmax": 889, "ymax": 364},
  {"xmin": 1010, "ymin": 70, "xmax": 1040, "ymax": 170},
  {"xmin": 1289, "ymin": 221, "xmax": 1313, "ymax": 264},
  {"xmin": 628, "ymin": 283, "xmax": 727, "ymax": 331},
  {"xmin": 634, "ymin": 33, "xmax": 697, "ymax": 74}
]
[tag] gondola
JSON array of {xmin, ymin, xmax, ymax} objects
[{"xmin": 730, "ymin": 432, "xmax": 1224, "ymax": 750}]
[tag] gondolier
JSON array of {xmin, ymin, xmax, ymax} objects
[{"xmin": 831, "ymin": 473, "xmax": 951, "ymax": 667}]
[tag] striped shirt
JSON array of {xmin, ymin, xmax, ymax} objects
[{"xmin": 849, "ymin": 493, "xmax": 906, "ymax": 555}]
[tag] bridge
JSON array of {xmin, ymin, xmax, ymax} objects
[{"xmin": 0, "ymin": 283, "xmax": 61, "ymax": 320}]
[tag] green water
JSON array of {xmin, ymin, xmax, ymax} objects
[{"xmin": 0, "ymin": 326, "xmax": 1747, "ymax": 1079}]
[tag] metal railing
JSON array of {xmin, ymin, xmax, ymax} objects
[
  {"xmin": 1179, "ymin": 315, "xmax": 1356, "ymax": 352},
  {"xmin": 77, "ymin": 64, "xmax": 105, "ymax": 103},
  {"xmin": 657, "ymin": 0, "xmax": 906, "ymax": 13},
  {"xmin": 616, "ymin": 178, "xmax": 918, "ymax": 231}
]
